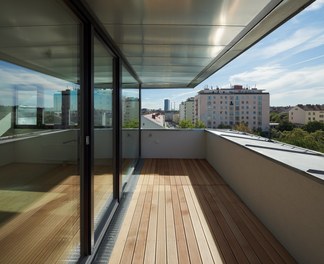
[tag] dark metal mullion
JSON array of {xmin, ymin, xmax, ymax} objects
[
  {"xmin": 139, "ymin": 84, "xmax": 142, "ymax": 158},
  {"xmin": 80, "ymin": 22, "xmax": 94, "ymax": 256},
  {"xmin": 113, "ymin": 57, "xmax": 122, "ymax": 201},
  {"xmin": 65, "ymin": 0, "xmax": 141, "ymax": 86}
]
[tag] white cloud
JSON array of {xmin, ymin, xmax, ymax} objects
[
  {"xmin": 258, "ymin": 27, "xmax": 324, "ymax": 59},
  {"xmin": 0, "ymin": 67, "xmax": 70, "ymax": 92},
  {"xmin": 229, "ymin": 65, "xmax": 284, "ymax": 84},
  {"xmin": 229, "ymin": 64, "xmax": 324, "ymax": 105},
  {"xmin": 304, "ymin": 0, "xmax": 324, "ymax": 12}
]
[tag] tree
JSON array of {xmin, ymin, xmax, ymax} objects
[
  {"xmin": 123, "ymin": 119, "xmax": 139, "ymax": 128},
  {"xmin": 179, "ymin": 120, "xmax": 205, "ymax": 128},
  {"xmin": 217, "ymin": 123, "xmax": 231, "ymax": 129},
  {"xmin": 302, "ymin": 121, "xmax": 324, "ymax": 133},
  {"xmin": 277, "ymin": 120, "xmax": 295, "ymax": 132},
  {"xmin": 194, "ymin": 120, "xmax": 206, "ymax": 128},
  {"xmin": 234, "ymin": 122, "xmax": 251, "ymax": 133},
  {"xmin": 179, "ymin": 120, "xmax": 194, "ymax": 128},
  {"xmin": 278, "ymin": 128, "xmax": 324, "ymax": 153}
]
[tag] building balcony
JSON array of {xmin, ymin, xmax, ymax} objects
[
  {"xmin": 2, "ymin": 128, "xmax": 322, "ymax": 263},
  {"xmin": 104, "ymin": 129, "xmax": 323, "ymax": 264}
]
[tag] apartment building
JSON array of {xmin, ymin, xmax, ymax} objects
[
  {"xmin": 289, "ymin": 104, "xmax": 324, "ymax": 124},
  {"xmin": 179, "ymin": 97, "xmax": 195, "ymax": 123},
  {"xmin": 195, "ymin": 85, "xmax": 270, "ymax": 131}
]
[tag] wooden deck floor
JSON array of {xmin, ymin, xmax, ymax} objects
[{"xmin": 109, "ymin": 159, "xmax": 296, "ymax": 264}]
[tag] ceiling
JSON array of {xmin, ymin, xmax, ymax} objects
[
  {"xmin": 84, "ymin": 0, "xmax": 315, "ymax": 88},
  {"xmin": 0, "ymin": 0, "xmax": 315, "ymax": 88}
]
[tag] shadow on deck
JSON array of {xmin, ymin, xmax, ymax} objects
[{"xmin": 107, "ymin": 159, "xmax": 296, "ymax": 264}]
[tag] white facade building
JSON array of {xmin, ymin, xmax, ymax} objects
[
  {"xmin": 194, "ymin": 85, "xmax": 270, "ymax": 131},
  {"xmin": 289, "ymin": 105, "xmax": 324, "ymax": 124},
  {"xmin": 179, "ymin": 97, "xmax": 195, "ymax": 123}
]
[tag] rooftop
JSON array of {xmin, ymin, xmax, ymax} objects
[{"xmin": 295, "ymin": 104, "xmax": 324, "ymax": 111}]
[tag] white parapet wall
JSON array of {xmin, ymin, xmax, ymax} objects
[
  {"xmin": 205, "ymin": 130, "xmax": 324, "ymax": 264},
  {"xmin": 0, "ymin": 128, "xmax": 140, "ymax": 166},
  {"xmin": 141, "ymin": 129, "xmax": 205, "ymax": 159}
]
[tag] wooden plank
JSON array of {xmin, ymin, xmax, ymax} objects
[
  {"xmin": 171, "ymin": 159, "xmax": 182, "ymax": 186},
  {"xmin": 215, "ymin": 185, "xmax": 274, "ymax": 264},
  {"xmin": 170, "ymin": 185, "xmax": 190, "ymax": 264},
  {"xmin": 144, "ymin": 184, "xmax": 159, "ymax": 263},
  {"xmin": 194, "ymin": 186, "xmax": 237, "ymax": 263},
  {"xmin": 165, "ymin": 185, "xmax": 178, "ymax": 264},
  {"xmin": 156, "ymin": 185, "xmax": 167, "ymax": 264},
  {"xmin": 109, "ymin": 171, "xmax": 147, "ymax": 264},
  {"xmin": 163, "ymin": 160, "xmax": 171, "ymax": 186},
  {"xmin": 177, "ymin": 185, "xmax": 202, "ymax": 264},
  {"xmin": 188, "ymin": 186, "xmax": 223, "ymax": 264},
  {"xmin": 207, "ymin": 185, "xmax": 261, "ymax": 264},
  {"xmin": 178, "ymin": 160, "xmax": 190, "ymax": 186},
  {"xmin": 180, "ymin": 160, "xmax": 193, "ymax": 185},
  {"xmin": 219, "ymin": 186, "xmax": 296, "ymax": 263},
  {"xmin": 142, "ymin": 159, "xmax": 150, "ymax": 185},
  {"xmin": 132, "ymin": 184, "xmax": 153, "ymax": 264},
  {"xmin": 190, "ymin": 159, "xmax": 210, "ymax": 186},
  {"xmin": 197, "ymin": 159, "xmax": 226, "ymax": 185},
  {"xmin": 110, "ymin": 159, "xmax": 296, "ymax": 264},
  {"xmin": 183, "ymin": 185, "xmax": 215, "ymax": 263},
  {"xmin": 202, "ymin": 186, "xmax": 250, "ymax": 264},
  {"xmin": 119, "ymin": 183, "xmax": 148, "ymax": 264}
]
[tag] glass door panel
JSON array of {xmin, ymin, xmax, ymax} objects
[
  {"xmin": 93, "ymin": 37, "xmax": 114, "ymax": 237},
  {"xmin": 121, "ymin": 67, "xmax": 139, "ymax": 184},
  {"xmin": 0, "ymin": 0, "xmax": 80, "ymax": 262}
]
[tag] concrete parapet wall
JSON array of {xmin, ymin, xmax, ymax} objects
[
  {"xmin": 141, "ymin": 129, "xmax": 205, "ymax": 159},
  {"xmin": 205, "ymin": 132, "xmax": 324, "ymax": 264}
]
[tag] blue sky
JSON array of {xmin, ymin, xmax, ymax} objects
[{"xmin": 142, "ymin": 0, "xmax": 324, "ymax": 109}]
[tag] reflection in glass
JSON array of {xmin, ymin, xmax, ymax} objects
[
  {"xmin": 0, "ymin": 1, "xmax": 80, "ymax": 262},
  {"xmin": 122, "ymin": 67, "xmax": 140, "ymax": 184},
  {"xmin": 93, "ymin": 37, "xmax": 114, "ymax": 236}
]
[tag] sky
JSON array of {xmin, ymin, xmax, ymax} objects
[{"xmin": 142, "ymin": 0, "xmax": 324, "ymax": 109}]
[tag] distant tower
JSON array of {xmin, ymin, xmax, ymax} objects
[{"xmin": 164, "ymin": 99, "xmax": 170, "ymax": 112}]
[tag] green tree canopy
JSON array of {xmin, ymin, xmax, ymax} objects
[
  {"xmin": 302, "ymin": 121, "xmax": 324, "ymax": 133},
  {"xmin": 179, "ymin": 120, "xmax": 205, "ymax": 128}
]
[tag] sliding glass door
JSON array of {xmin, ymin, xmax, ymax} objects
[{"xmin": 0, "ymin": 0, "xmax": 81, "ymax": 262}]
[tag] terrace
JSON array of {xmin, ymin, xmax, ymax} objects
[{"xmin": 0, "ymin": 0, "xmax": 323, "ymax": 263}]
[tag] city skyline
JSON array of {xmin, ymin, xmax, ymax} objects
[{"xmin": 142, "ymin": 0, "xmax": 324, "ymax": 109}]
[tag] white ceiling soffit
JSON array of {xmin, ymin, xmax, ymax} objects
[{"xmin": 85, "ymin": 0, "xmax": 315, "ymax": 88}]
